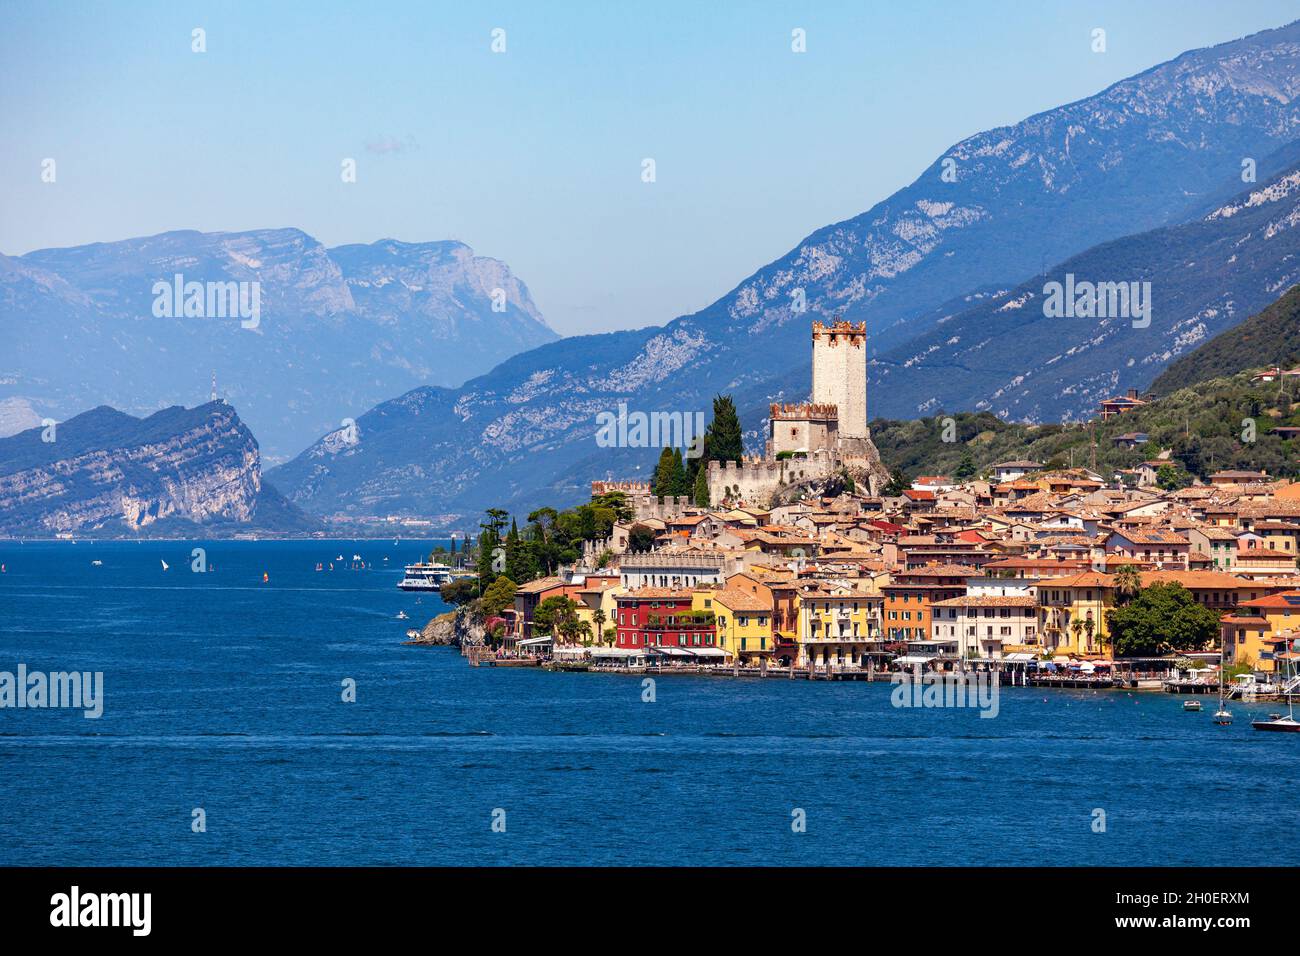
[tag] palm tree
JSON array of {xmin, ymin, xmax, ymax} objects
[
  {"xmin": 1069, "ymin": 618, "xmax": 1084, "ymax": 652},
  {"xmin": 1114, "ymin": 564, "xmax": 1141, "ymax": 605},
  {"xmin": 557, "ymin": 606, "xmax": 582, "ymax": 646}
]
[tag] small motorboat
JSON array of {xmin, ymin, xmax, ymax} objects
[
  {"xmin": 396, "ymin": 611, "xmax": 409, "ymax": 620},
  {"xmin": 1183, "ymin": 699, "xmax": 1202, "ymax": 712},
  {"xmin": 91, "ymin": 560, "xmax": 103, "ymax": 566}
]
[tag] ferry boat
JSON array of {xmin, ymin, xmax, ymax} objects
[{"xmin": 397, "ymin": 561, "xmax": 453, "ymax": 591}]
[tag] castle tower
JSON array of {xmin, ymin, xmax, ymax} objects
[
  {"xmin": 766, "ymin": 402, "xmax": 838, "ymax": 459},
  {"xmin": 811, "ymin": 320, "xmax": 867, "ymax": 438}
]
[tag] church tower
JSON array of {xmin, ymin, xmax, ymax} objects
[{"xmin": 811, "ymin": 319, "xmax": 868, "ymax": 438}]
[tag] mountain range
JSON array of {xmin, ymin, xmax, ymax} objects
[
  {"xmin": 1, "ymin": 230, "xmax": 556, "ymax": 460},
  {"xmin": 863, "ymin": 143, "xmax": 1300, "ymax": 422},
  {"xmin": 266, "ymin": 20, "xmax": 1300, "ymax": 524}
]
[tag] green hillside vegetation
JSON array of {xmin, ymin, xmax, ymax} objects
[
  {"xmin": 1150, "ymin": 285, "xmax": 1300, "ymax": 395},
  {"xmin": 871, "ymin": 369, "xmax": 1300, "ymax": 484}
]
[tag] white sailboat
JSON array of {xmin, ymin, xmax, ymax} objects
[
  {"xmin": 160, "ymin": 559, "xmax": 169, "ymax": 571},
  {"xmin": 1213, "ymin": 633, "xmax": 1232, "ymax": 725},
  {"xmin": 1253, "ymin": 637, "xmax": 1299, "ymax": 732}
]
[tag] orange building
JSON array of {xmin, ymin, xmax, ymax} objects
[{"xmin": 882, "ymin": 564, "xmax": 973, "ymax": 642}]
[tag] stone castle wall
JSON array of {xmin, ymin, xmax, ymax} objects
[{"xmin": 708, "ymin": 453, "xmax": 838, "ymax": 509}]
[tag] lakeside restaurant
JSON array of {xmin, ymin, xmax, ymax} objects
[{"xmin": 891, "ymin": 638, "xmax": 960, "ymax": 672}]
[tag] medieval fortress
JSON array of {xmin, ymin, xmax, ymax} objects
[{"xmin": 595, "ymin": 320, "xmax": 889, "ymax": 519}]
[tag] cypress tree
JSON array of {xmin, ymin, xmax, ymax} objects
[
  {"xmin": 693, "ymin": 464, "xmax": 710, "ymax": 507},
  {"xmin": 670, "ymin": 447, "xmax": 688, "ymax": 495},
  {"xmin": 505, "ymin": 518, "xmax": 523, "ymax": 582},
  {"xmin": 705, "ymin": 395, "xmax": 744, "ymax": 465},
  {"xmin": 652, "ymin": 446, "xmax": 677, "ymax": 498}
]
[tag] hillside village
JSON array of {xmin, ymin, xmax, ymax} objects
[
  {"xmin": 477, "ymin": 462, "xmax": 1300, "ymax": 686},
  {"xmin": 440, "ymin": 328, "xmax": 1300, "ymax": 693}
]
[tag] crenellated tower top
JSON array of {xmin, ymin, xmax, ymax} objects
[{"xmin": 769, "ymin": 402, "xmax": 838, "ymax": 421}]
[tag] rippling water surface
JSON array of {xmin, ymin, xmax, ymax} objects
[{"xmin": 1, "ymin": 539, "xmax": 1297, "ymax": 866}]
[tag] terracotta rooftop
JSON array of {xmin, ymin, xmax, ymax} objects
[
  {"xmin": 931, "ymin": 595, "xmax": 1036, "ymax": 608},
  {"xmin": 706, "ymin": 588, "xmax": 772, "ymax": 612}
]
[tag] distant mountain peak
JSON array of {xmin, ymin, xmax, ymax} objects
[{"xmin": 4, "ymin": 228, "xmax": 558, "ymax": 457}]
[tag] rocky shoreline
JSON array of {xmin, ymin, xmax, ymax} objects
[{"xmin": 404, "ymin": 607, "xmax": 486, "ymax": 647}]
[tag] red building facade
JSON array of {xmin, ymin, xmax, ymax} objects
[{"xmin": 615, "ymin": 588, "xmax": 717, "ymax": 650}]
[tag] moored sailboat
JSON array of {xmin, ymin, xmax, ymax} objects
[
  {"xmin": 1213, "ymin": 633, "xmax": 1232, "ymax": 725},
  {"xmin": 1252, "ymin": 637, "xmax": 1299, "ymax": 732}
]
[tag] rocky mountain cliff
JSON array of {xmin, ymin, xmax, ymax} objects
[
  {"xmin": 1148, "ymin": 285, "xmax": 1300, "ymax": 395},
  {"xmin": 1, "ymin": 230, "xmax": 556, "ymax": 460},
  {"xmin": 0, "ymin": 401, "xmax": 317, "ymax": 536},
  {"xmin": 862, "ymin": 147, "xmax": 1300, "ymax": 422},
  {"xmin": 267, "ymin": 20, "xmax": 1300, "ymax": 524}
]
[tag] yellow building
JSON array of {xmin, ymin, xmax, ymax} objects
[
  {"xmin": 795, "ymin": 581, "xmax": 884, "ymax": 668},
  {"xmin": 693, "ymin": 587, "xmax": 773, "ymax": 663},
  {"xmin": 1220, "ymin": 590, "xmax": 1300, "ymax": 673},
  {"xmin": 1033, "ymin": 572, "xmax": 1113, "ymax": 656},
  {"xmin": 572, "ymin": 577, "xmax": 623, "ymax": 645}
]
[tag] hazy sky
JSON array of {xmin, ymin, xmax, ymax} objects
[{"xmin": 3, "ymin": 1, "xmax": 1297, "ymax": 336}]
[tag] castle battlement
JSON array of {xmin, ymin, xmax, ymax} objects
[
  {"xmin": 592, "ymin": 480, "xmax": 652, "ymax": 495},
  {"xmin": 811, "ymin": 319, "xmax": 866, "ymax": 345},
  {"xmin": 769, "ymin": 402, "xmax": 838, "ymax": 421},
  {"xmin": 707, "ymin": 450, "xmax": 842, "ymax": 507}
]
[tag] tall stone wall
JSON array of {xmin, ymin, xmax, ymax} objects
[{"xmin": 708, "ymin": 453, "xmax": 838, "ymax": 509}]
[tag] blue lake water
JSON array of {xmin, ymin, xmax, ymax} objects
[{"xmin": 1, "ymin": 539, "xmax": 1297, "ymax": 866}]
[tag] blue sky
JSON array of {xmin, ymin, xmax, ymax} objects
[{"xmin": 2, "ymin": 1, "xmax": 1297, "ymax": 336}]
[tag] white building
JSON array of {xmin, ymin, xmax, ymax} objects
[
  {"xmin": 929, "ymin": 594, "xmax": 1038, "ymax": 659},
  {"xmin": 990, "ymin": 460, "xmax": 1043, "ymax": 482},
  {"xmin": 617, "ymin": 549, "xmax": 738, "ymax": 589}
]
